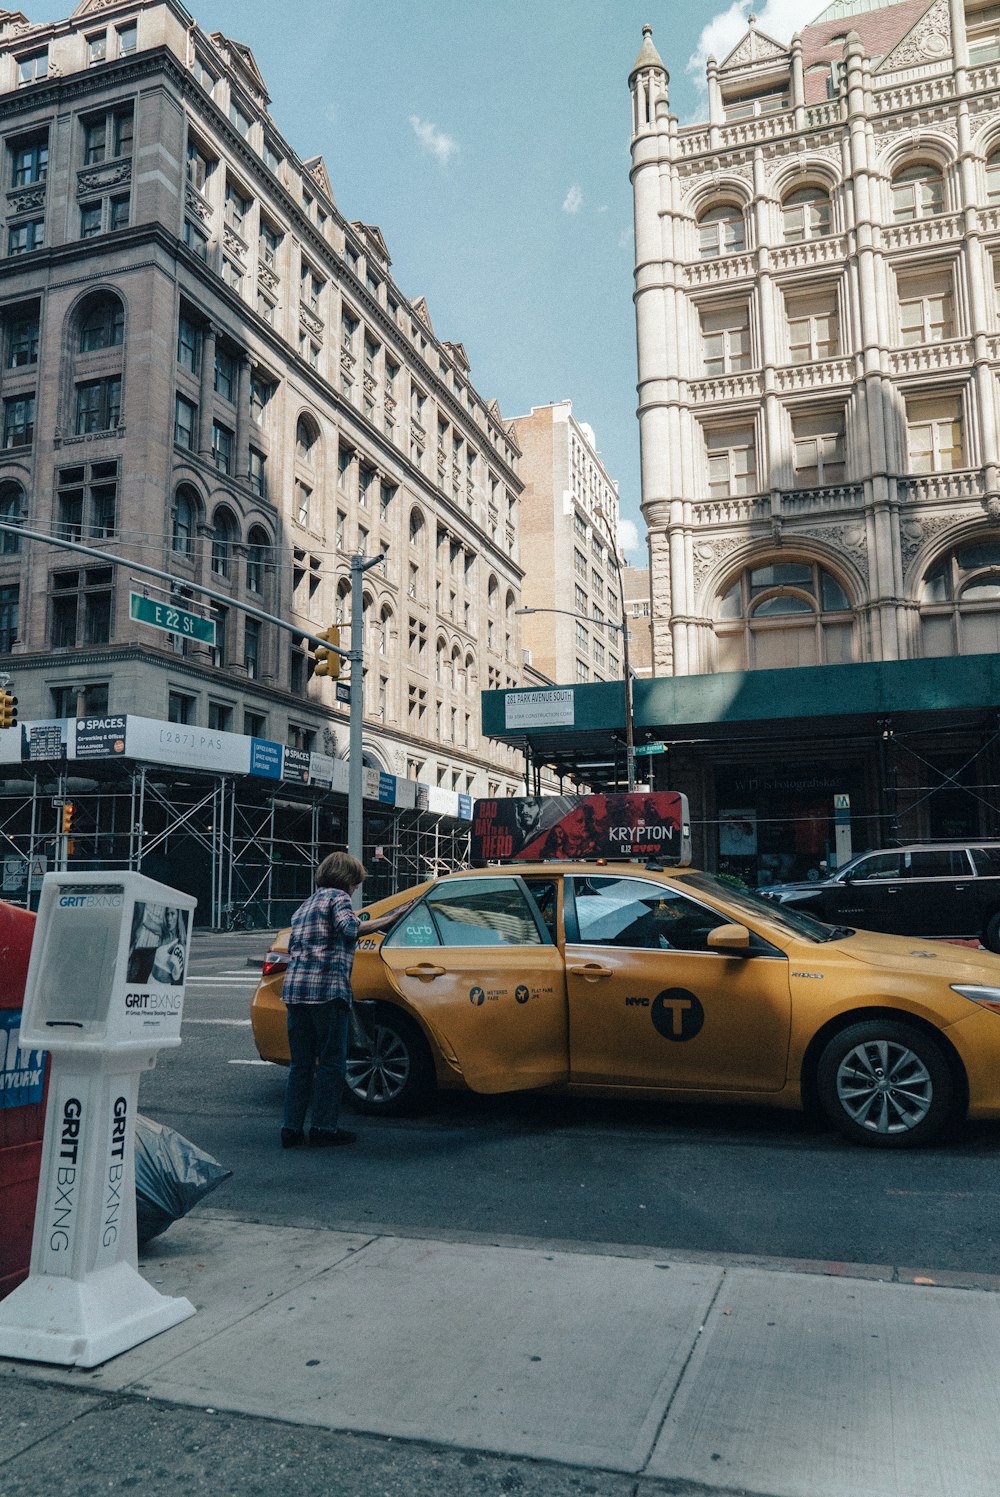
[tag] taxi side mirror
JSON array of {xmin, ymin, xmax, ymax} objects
[{"xmin": 706, "ymin": 922, "xmax": 751, "ymax": 954}]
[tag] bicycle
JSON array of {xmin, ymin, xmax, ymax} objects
[{"xmin": 221, "ymin": 903, "xmax": 256, "ymax": 932}]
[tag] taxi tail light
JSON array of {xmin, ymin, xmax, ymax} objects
[
  {"xmin": 950, "ymin": 984, "xmax": 1000, "ymax": 1015},
  {"xmin": 262, "ymin": 952, "xmax": 288, "ymax": 977}
]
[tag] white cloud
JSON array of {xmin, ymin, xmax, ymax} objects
[
  {"xmin": 562, "ymin": 184, "xmax": 583, "ymax": 215},
  {"xmin": 686, "ymin": 0, "xmax": 805, "ymax": 100},
  {"xmin": 618, "ymin": 226, "xmax": 634, "ymax": 252},
  {"xmin": 618, "ymin": 517, "xmax": 641, "ymax": 559},
  {"xmin": 409, "ymin": 115, "xmax": 460, "ymax": 167}
]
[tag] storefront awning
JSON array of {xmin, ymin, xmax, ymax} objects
[{"xmin": 481, "ymin": 654, "xmax": 1000, "ymax": 781}]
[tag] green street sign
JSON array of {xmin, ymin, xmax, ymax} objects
[
  {"xmin": 129, "ymin": 591, "xmax": 216, "ymax": 645},
  {"xmin": 634, "ymin": 741, "xmax": 667, "ymax": 757}
]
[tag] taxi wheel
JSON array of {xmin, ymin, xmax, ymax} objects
[
  {"xmin": 345, "ymin": 1004, "xmax": 436, "ymax": 1115},
  {"xmin": 816, "ymin": 1020, "xmax": 954, "ymax": 1148}
]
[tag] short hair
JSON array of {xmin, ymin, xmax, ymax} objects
[{"xmin": 315, "ymin": 851, "xmax": 367, "ymax": 892}]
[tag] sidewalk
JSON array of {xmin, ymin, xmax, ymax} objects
[{"xmin": 3, "ymin": 1210, "xmax": 1000, "ymax": 1497}]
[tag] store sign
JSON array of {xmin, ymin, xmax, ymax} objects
[
  {"xmin": 74, "ymin": 716, "xmax": 127, "ymax": 761},
  {"xmin": 504, "ymin": 690, "xmax": 574, "ymax": 730},
  {"xmin": 249, "ymin": 739, "xmax": 282, "ymax": 779},
  {"xmin": 124, "ymin": 717, "xmax": 252, "ymax": 775},
  {"xmin": 282, "ymin": 748, "xmax": 311, "ymax": 784}
]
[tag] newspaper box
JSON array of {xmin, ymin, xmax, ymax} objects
[{"xmin": 0, "ymin": 872, "xmax": 197, "ymax": 1367}]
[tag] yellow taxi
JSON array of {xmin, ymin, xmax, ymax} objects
[{"xmin": 250, "ymin": 862, "xmax": 1000, "ymax": 1148}]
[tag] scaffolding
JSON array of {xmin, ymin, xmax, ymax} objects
[{"xmin": 0, "ymin": 758, "xmax": 471, "ymax": 928}]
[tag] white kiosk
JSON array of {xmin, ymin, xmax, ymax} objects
[{"xmin": 0, "ymin": 872, "xmax": 198, "ymax": 1367}]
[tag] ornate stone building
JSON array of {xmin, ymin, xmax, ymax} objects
[
  {"xmin": 628, "ymin": 0, "xmax": 1000, "ymax": 879},
  {"xmin": 0, "ymin": 0, "xmax": 530, "ymax": 917}
]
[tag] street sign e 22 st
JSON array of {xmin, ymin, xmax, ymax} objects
[{"xmin": 129, "ymin": 592, "xmax": 216, "ymax": 646}]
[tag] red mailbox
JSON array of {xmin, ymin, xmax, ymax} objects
[{"xmin": 0, "ymin": 901, "xmax": 45, "ymax": 1300}]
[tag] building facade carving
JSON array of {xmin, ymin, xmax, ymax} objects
[{"xmin": 630, "ymin": 0, "xmax": 1000, "ymax": 683}]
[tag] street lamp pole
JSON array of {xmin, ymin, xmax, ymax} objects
[
  {"xmin": 593, "ymin": 507, "xmax": 636, "ymax": 792},
  {"xmin": 348, "ymin": 548, "xmax": 385, "ymax": 903}
]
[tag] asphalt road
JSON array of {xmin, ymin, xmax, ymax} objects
[{"xmin": 140, "ymin": 930, "xmax": 1000, "ymax": 1277}]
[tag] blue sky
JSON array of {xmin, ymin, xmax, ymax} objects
[{"xmin": 21, "ymin": 0, "xmax": 810, "ymax": 561}]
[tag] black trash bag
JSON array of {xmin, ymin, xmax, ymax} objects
[{"xmin": 134, "ymin": 1114, "xmax": 232, "ymax": 1246}]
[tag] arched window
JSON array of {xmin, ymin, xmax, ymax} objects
[
  {"xmin": 987, "ymin": 151, "xmax": 1000, "ymax": 205},
  {"xmin": 408, "ymin": 507, "xmax": 424, "ymax": 546},
  {"xmin": 698, "ymin": 203, "xmax": 746, "ymax": 260},
  {"xmin": 335, "ymin": 577, "xmax": 350, "ymax": 624},
  {"xmin": 295, "ymin": 414, "xmax": 318, "ymax": 463},
  {"xmin": 487, "ymin": 574, "xmax": 499, "ymax": 609},
  {"xmin": 782, "ymin": 186, "xmax": 832, "ymax": 243},
  {"xmin": 0, "ymin": 481, "xmax": 25, "ymax": 554},
  {"xmin": 78, "ymin": 292, "xmax": 124, "ymax": 352},
  {"xmin": 714, "ymin": 560, "xmax": 854, "ymax": 671},
  {"xmin": 172, "ymin": 486, "xmax": 197, "ymax": 558},
  {"xmin": 246, "ymin": 525, "xmax": 271, "ymax": 595},
  {"xmin": 210, "ymin": 506, "xmax": 238, "ymax": 577},
  {"xmin": 378, "ymin": 603, "xmax": 392, "ymax": 655},
  {"xmin": 435, "ymin": 636, "xmax": 447, "ymax": 683},
  {"xmin": 892, "ymin": 163, "xmax": 944, "ymax": 223},
  {"xmin": 920, "ymin": 538, "xmax": 1000, "ymax": 657}
]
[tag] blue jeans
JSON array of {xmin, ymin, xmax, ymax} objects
[{"xmin": 283, "ymin": 1001, "xmax": 350, "ymax": 1133}]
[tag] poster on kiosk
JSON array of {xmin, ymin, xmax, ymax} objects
[{"xmin": 0, "ymin": 872, "xmax": 197, "ymax": 1368}]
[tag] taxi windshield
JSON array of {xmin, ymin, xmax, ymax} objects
[{"xmin": 675, "ymin": 871, "xmax": 844, "ymax": 943}]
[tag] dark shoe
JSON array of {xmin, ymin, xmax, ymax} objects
[
  {"xmin": 281, "ymin": 1127, "xmax": 305, "ymax": 1149},
  {"xmin": 309, "ymin": 1128, "xmax": 357, "ymax": 1148}
]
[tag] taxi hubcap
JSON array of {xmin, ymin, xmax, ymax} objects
[
  {"xmin": 346, "ymin": 1024, "xmax": 410, "ymax": 1104},
  {"xmin": 836, "ymin": 1039, "xmax": 933, "ymax": 1134}
]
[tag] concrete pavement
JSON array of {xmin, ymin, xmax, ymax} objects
[{"xmin": 3, "ymin": 1208, "xmax": 1000, "ymax": 1497}]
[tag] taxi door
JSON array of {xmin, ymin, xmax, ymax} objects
[
  {"xmin": 377, "ymin": 874, "xmax": 568, "ymax": 1094},
  {"xmin": 565, "ymin": 874, "xmax": 791, "ymax": 1093}
]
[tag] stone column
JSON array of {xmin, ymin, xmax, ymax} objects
[{"xmin": 234, "ymin": 351, "xmax": 251, "ymax": 480}]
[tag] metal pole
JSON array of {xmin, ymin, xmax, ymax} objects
[{"xmin": 347, "ymin": 549, "xmax": 385, "ymax": 905}]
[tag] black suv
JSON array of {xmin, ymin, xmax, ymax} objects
[{"xmin": 759, "ymin": 842, "xmax": 1000, "ymax": 950}]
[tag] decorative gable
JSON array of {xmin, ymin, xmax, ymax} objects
[
  {"xmin": 444, "ymin": 341, "xmax": 470, "ymax": 374},
  {"xmin": 303, "ymin": 155, "xmax": 333, "ymax": 201},
  {"xmin": 719, "ymin": 23, "xmax": 790, "ymax": 72},
  {"xmin": 875, "ymin": 0, "xmax": 951, "ymax": 71},
  {"xmin": 351, "ymin": 221, "xmax": 391, "ymax": 266},
  {"xmin": 209, "ymin": 32, "xmax": 270, "ymax": 105},
  {"xmin": 412, "ymin": 296, "xmax": 435, "ymax": 335}
]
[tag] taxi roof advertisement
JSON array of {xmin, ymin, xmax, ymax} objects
[{"xmin": 471, "ymin": 792, "xmax": 691, "ymax": 864}]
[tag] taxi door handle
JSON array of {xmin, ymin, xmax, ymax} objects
[
  {"xmin": 403, "ymin": 963, "xmax": 445, "ymax": 979},
  {"xmin": 567, "ymin": 963, "xmax": 613, "ymax": 979}
]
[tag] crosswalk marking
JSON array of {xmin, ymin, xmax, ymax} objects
[{"xmin": 184, "ymin": 1017, "xmax": 251, "ymax": 1027}]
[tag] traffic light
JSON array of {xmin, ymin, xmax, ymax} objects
[
  {"xmin": 0, "ymin": 688, "xmax": 17, "ymax": 729},
  {"xmin": 312, "ymin": 624, "xmax": 341, "ymax": 680},
  {"xmin": 61, "ymin": 802, "xmax": 74, "ymax": 835}
]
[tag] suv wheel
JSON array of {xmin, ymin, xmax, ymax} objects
[
  {"xmin": 816, "ymin": 1020, "xmax": 955, "ymax": 1148},
  {"xmin": 345, "ymin": 1003, "xmax": 436, "ymax": 1115}
]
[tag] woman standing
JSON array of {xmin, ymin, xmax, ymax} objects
[{"xmin": 280, "ymin": 851, "xmax": 401, "ymax": 1149}]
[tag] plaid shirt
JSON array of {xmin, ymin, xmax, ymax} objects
[{"xmin": 281, "ymin": 886, "xmax": 359, "ymax": 1006}]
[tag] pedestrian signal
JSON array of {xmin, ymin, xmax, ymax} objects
[
  {"xmin": 0, "ymin": 688, "xmax": 17, "ymax": 729},
  {"xmin": 312, "ymin": 624, "xmax": 341, "ymax": 680}
]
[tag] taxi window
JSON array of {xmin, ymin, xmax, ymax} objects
[
  {"xmin": 383, "ymin": 878, "xmax": 549, "ymax": 949},
  {"xmin": 383, "ymin": 905, "xmax": 441, "ymax": 948},
  {"xmin": 570, "ymin": 876, "xmax": 723, "ymax": 953},
  {"xmin": 522, "ymin": 879, "xmax": 559, "ymax": 942}
]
